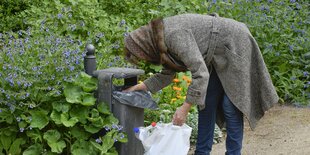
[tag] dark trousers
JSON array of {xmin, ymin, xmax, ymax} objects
[{"xmin": 194, "ymin": 69, "xmax": 244, "ymax": 155}]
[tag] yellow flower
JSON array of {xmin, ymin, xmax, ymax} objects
[
  {"xmin": 171, "ymin": 98, "xmax": 177, "ymax": 103},
  {"xmin": 176, "ymin": 95, "xmax": 183, "ymax": 99},
  {"xmin": 138, "ymin": 80, "xmax": 143, "ymax": 84}
]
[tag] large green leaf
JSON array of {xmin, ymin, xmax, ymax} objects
[
  {"xmin": 81, "ymin": 93, "xmax": 96, "ymax": 106},
  {"xmin": 74, "ymin": 72, "xmax": 97, "ymax": 92},
  {"xmin": 43, "ymin": 130, "xmax": 61, "ymax": 143},
  {"xmin": 30, "ymin": 110, "xmax": 49, "ymax": 130},
  {"xmin": 90, "ymin": 131, "xmax": 114, "ymax": 153},
  {"xmin": 70, "ymin": 126, "xmax": 91, "ymax": 140},
  {"xmin": 64, "ymin": 84, "xmax": 83, "ymax": 104},
  {"xmin": 97, "ymin": 102, "xmax": 111, "ymax": 115},
  {"xmin": 9, "ymin": 138, "xmax": 26, "ymax": 155},
  {"xmin": 71, "ymin": 139, "xmax": 97, "ymax": 155},
  {"xmin": 60, "ymin": 113, "xmax": 79, "ymax": 127},
  {"xmin": 48, "ymin": 140, "xmax": 66, "ymax": 154},
  {"xmin": 52, "ymin": 102, "xmax": 71, "ymax": 112},
  {"xmin": 23, "ymin": 143, "xmax": 43, "ymax": 155},
  {"xmin": 0, "ymin": 109, "xmax": 14, "ymax": 124},
  {"xmin": 84, "ymin": 124, "xmax": 101, "ymax": 134},
  {"xmin": 0, "ymin": 135, "xmax": 12, "ymax": 151},
  {"xmin": 50, "ymin": 110, "xmax": 62, "ymax": 125},
  {"xmin": 43, "ymin": 130, "xmax": 66, "ymax": 153},
  {"xmin": 26, "ymin": 129, "xmax": 42, "ymax": 143},
  {"xmin": 70, "ymin": 105, "xmax": 88, "ymax": 124}
]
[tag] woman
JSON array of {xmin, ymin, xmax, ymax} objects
[{"xmin": 123, "ymin": 13, "xmax": 279, "ymax": 155}]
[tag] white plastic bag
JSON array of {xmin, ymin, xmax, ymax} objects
[{"xmin": 136, "ymin": 123, "xmax": 192, "ymax": 155}]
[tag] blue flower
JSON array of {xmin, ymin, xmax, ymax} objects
[
  {"xmin": 19, "ymin": 128, "xmax": 24, "ymax": 133},
  {"xmin": 16, "ymin": 117, "xmax": 21, "ymax": 122},
  {"xmin": 123, "ymin": 32, "xmax": 129, "ymax": 37},
  {"xmin": 119, "ymin": 133, "xmax": 125, "ymax": 139},
  {"xmin": 291, "ymin": 76, "xmax": 296, "ymax": 81},
  {"xmin": 268, "ymin": 0, "xmax": 273, "ymax": 3},
  {"xmin": 290, "ymin": 0, "xmax": 296, "ymax": 3},
  {"xmin": 57, "ymin": 13, "xmax": 63, "ymax": 19},
  {"xmin": 104, "ymin": 126, "xmax": 111, "ymax": 131},
  {"xmin": 95, "ymin": 138, "xmax": 102, "ymax": 143},
  {"xmin": 289, "ymin": 45, "xmax": 294, "ymax": 52},
  {"xmin": 0, "ymin": 109, "xmax": 2, "ymax": 113},
  {"xmin": 119, "ymin": 19, "xmax": 126, "ymax": 27},
  {"xmin": 304, "ymin": 72, "xmax": 309, "ymax": 77},
  {"xmin": 69, "ymin": 66, "xmax": 75, "ymax": 71}
]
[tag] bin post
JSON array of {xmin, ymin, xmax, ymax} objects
[
  {"xmin": 84, "ymin": 44, "xmax": 96, "ymax": 76},
  {"xmin": 84, "ymin": 43, "xmax": 145, "ymax": 155},
  {"xmin": 94, "ymin": 68, "xmax": 145, "ymax": 155}
]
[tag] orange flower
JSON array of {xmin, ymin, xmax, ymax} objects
[
  {"xmin": 187, "ymin": 79, "xmax": 192, "ymax": 83},
  {"xmin": 173, "ymin": 86, "xmax": 182, "ymax": 91},
  {"xmin": 182, "ymin": 75, "xmax": 188, "ymax": 80},
  {"xmin": 173, "ymin": 78, "xmax": 180, "ymax": 83}
]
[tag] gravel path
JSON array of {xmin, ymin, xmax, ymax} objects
[{"xmin": 188, "ymin": 104, "xmax": 310, "ymax": 155}]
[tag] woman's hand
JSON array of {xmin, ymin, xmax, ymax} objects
[
  {"xmin": 123, "ymin": 82, "xmax": 148, "ymax": 92},
  {"xmin": 172, "ymin": 102, "xmax": 192, "ymax": 126}
]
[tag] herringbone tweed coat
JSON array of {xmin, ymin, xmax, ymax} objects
[{"xmin": 126, "ymin": 13, "xmax": 279, "ymax": 130}]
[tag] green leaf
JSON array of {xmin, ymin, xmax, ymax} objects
[
  {"xmin": 49, "ymin": 140, "xmax": 66, "ymax": 154},
  {"xmin": 90, "ymin": 109, "xmax": 100, "ymax": 118},
  {"xmin": 44, "ymin": 130, "xmax": 66, "ymax": 153},
  {"xmin": 84, "ymin": 124, "xmax": 101, "ymax": 134},
  {"xmin": 9, "ymin": 138, "xmax": 26, "ymax": 155},
  {"xmin": 81, "ymin": 93, "xmax": 96, "ymax": 106},
  {"xmin": 70, "ymin": 126, "xmax": 91, "ymax": 140},
  {"xmin": 70, "ymin": 105, "xmax": 88, "ymax": 124},
  {"xmin": 0, "ymin": 135, "xmax": 13, "ymax": 151},
  {"xmin": 97, "ymin": 102, "xmax": 111, "ymax": 115},
  {"xmin": 52, "ymin": 102, "xmax": 71, "ymax": 112},
  {"xmin": 29, "ymin": 110, "xmax": 49, "ymax": 130},
  {"xmin": 0, "ymin": 109, "xmax": 14, "ymax": 124},
  {"xmin": 91, "ymin": 131, "xmax": 114, "ymax": 153},
  {"xmin": 23, "ymin": 143, "xmax": 43, "ymax": 155},
  {"xmin": 64, "ymin": 84, "xmax": 83, "ymax": 104},
  {"xmin": 26, "ymin": 129, "xmax": 42, "ymax": 143},
  {"xmin": 74, "ymin": 72, "xmax": 97, "ymax": 92},
  {"xmin": 44, "ymin": 130, "xmax": 61, "ymax": 143},
  {"xmin": 50, "ymin": 110, "xmax": 62, "ymax": 125},
  {"xmin": 60, "ymin": 113, "xmax": 79, "ymax": 127},
  {"xmin": 71, "ymin": 140, "xmax": 97, "ymax": 155},
  {"xmin": 81, "ymin": 78, "xmax": 97, "ymax": 93}
]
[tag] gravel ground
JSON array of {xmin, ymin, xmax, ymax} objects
[{"xmin": 188, "ymin": 104, "xmax": 310, "ymax": 155}]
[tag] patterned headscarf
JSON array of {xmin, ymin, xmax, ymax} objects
[{"xmin": 124, "ymin": 22, "xmax": 161, "ymax": 65}]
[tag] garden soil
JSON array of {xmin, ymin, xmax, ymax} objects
[{"xmin": 188, "ymin": 104, "xmax": 310, "ymax": 155}]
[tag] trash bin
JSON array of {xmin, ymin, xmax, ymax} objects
[
  {"xmin": 84, "ymin": 44, "xmax": 157, "ymax": 155},
  {"xmin": 93, "ymin": 67, "xmax": 148, "ymax": 155}
]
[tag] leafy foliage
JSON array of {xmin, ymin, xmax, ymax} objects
[
  {"xmin": 0, "ymin": 72, "xmax": 126, "ymax": 154},
  {"xmin": 0, "ymin": 0, "xmax": 309, "ymax": 154}
]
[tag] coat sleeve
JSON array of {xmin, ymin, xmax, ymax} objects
[
  {"xmin": 143, "ymin": 67, "xmax": 176, "ymax": 93},
  {"xmin": 165, "ymin": 29, "xmax": 209, "ymax": 105}
]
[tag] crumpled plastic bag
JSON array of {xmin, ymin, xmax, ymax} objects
[
  {"xmin": 112, "ymin": 90, "xmax": 158, "ymax": 110},
  {"xmin": 136, "ymin": 123, "xmax": 192, "ymax": 155}
]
